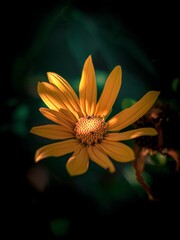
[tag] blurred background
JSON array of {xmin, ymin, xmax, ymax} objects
[{"xmin": 2, "ymin": 0, "xmax": 180, "ymax": 238}]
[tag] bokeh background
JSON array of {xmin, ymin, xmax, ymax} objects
[{"xmin": 3, "ymin": 1, "xmax": 180, "ymax": 238}]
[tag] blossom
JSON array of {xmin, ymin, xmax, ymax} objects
[{"xmin": 30, "ymin": 55, "xmax": 160, "ymax": 176}]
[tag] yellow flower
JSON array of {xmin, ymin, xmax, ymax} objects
[{"xmin": 30, "ymin": 55, "xmax": 160, "ymax": 176}]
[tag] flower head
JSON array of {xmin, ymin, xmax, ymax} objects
[{"xmin": 30, "ymin": 55, "xmax": 160, "ymax": 176}]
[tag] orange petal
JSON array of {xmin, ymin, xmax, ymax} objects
[
  {"xmin": 79, "ymin": 55, "xmax": 97, "ymax": 116},
  {"xmin": 105, "ymin": 127, "xmax": 157, "ymax": 141},
  {"xmin": 66, "ymin": 145, "xmax": 89, "ymax": 176},
  {"xmin": 99, "ymin": 140, "xmax": 135, "ymax": 162},
  {"xmin": 108, "ymin": 91, "xmax": 160, "ymax": 131},
  {"xmin": 35, "ymin": 139, "xmax": 79, "ymax": 162},
  {"xmin": 95, "ymin": 66, "xmax": 122, "ymax": 118},
  {"xmin": 38, "ymin": 82, "xmax": 79, "ymax": 119},
  {"xmin": 38, "ymin": 82, "xmax": 66, "ymax": 111},
  {"xmin": 47, "ymin": 72, "xmax": 83, "ymax": 117},
  {"xmin": 39, "ymin": 108, "xmax": 76, "ymax": 129},
  {"xmin": 30, "ymin": 124, "xmax": 74, "ymax": 140},
  {"xmin": 88, "ymin": 144, "xmax": 116, "ymax": 173}
]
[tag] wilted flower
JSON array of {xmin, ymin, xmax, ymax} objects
[
  {"xmin": 30, "ymin": 55, "xmax": 160, "ymax": 176},
  {"xmin": 133, "ymin": 103, "xmax": 180, "ymax": 200}
]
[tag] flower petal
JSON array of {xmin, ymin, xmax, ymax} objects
[
  {"xmin": 38, "ymin": 82, "xmax": 66, "ymax": 111},
  {"xmin": 88, "ymin": 144, "xmax": 116, "ymax": 173},
  {"xmin": 79, "ymin": 55, "xmax": 97, "ymax": 116},
  {"xmin": 47, "ymin": 72, "xmax": 83, "ymax": 117},
  {"xmin": 95, "ymin": 66, "xmax": 122, "ymax": 118},
  {"xmin": 99, "ymin": 140, "xmax": 135, "ymax": 162},
  {"xmin": 38, "ymin": 82, "xmax": 79, "ymax": 119},
  {"xmin": 39, "ymin": 107, "xmax": 76, "ymax": 129},
  {"xmin": 35, "ymin": 139, "xmax": 79, "ymax": 162},
  {"xmin": 30, "ymin": 124, "xmax": 74, "ymax": 140},
  {"xmin": 108, "ymin": 91, "xmax": 160, "ymax": 131},
  {"xmin": 105, "ymin": 127, "xmax": 157, "ymax": 141},
  {"xmin": 66, "ymin": 145, "xmax": 89, "ymax": 176}
]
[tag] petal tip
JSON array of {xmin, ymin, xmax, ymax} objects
[
  {"xmin": 109, "ymin": 167, "xmax": 116, "ymax": 173},
  {"xmin": 35, "ymin": 152, "xmax": 42, "ymax": 163},
  {"xmin": 115, "ymin": 65, "xmax": 122, "ymax": 71},
  {"xmin": 114, "ymin": 65, "xmax": 122, "ymax": 75},
  {"xmin": 151, "ymin": 90, "xmax": 161, "ymax": 97},
  {"xmin": 85, "ymin": 55, "xmax": 92, "ymax": 64},
  {"xmin": 47, "ymin": 72, "xmax": 56, "ymax": 79}
]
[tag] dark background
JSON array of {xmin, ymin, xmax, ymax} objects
[
  {"xmin": 2, "ymin": 1, "xmax": 180, "ymax": 239},
  {"xmin": 4, "ymin": 1, "xmax": 180, "ymax": 86}
]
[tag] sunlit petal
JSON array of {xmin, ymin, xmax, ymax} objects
[
  {"xmin": 38, "ymin": 82, "xmax": 66, "ymax": 110},
  {"xmin": 105, "ymin": 127, "xmax": 157, "ymax": 141},
  {"xmin": 39, "ymin": 108, "xmax": 76, "ymax": 129},
  {"xmin": 30, "ymin": 124, "xmax": 74, "ymax": 140},
  {"xmin": 88, "ymin": 144, "xmax": 116, "ymax": 173},
  {"xmin": 99, "ymin": 140, "xmax": 135, "ymax": 162},
  {"xmin": 47, "ymin": 72, "xmax": 83, "ymax": 117},
  {"xmin": 61, "ymin": 108, "xmax": 79, "ymax": 123},
  {"xmin": 95, "ymin": 66, "xmax": 122, "ymax": 117},
  {"xmin": 108, "ymin": 91, "xmax": 160, "ymax": 131},
  {"xmin": 38, "ymin": 82, "xmax": 79, "ymax": 119},
  {"xmin": 79, "ymin": 55, "xmax": 97, "ymax": 116},
  {"xmin": 66, "ymin": 145, "xmax": 89, "ymax": 176},
  {"xmin": 35, "ymin": 139, "xmax": 79, "ymax": 162}
]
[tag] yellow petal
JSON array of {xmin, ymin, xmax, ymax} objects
[
  {"xmin": 38, "ymin": 82, "xmax": 79, "ymax": 119},
  {"xmin": 66, "ymin": 145, "xmax": 89, "ymax": 176},
  {"xmin": 88, "ymin": 144, "xmax": 116, "ymax": 173},
  {"xmin": 99, "ymin": 140, "xmax": 135, "ymax": 162},
  {"xmin": 35, "ymin": 139, "xmax": 79, "ymax": 162},
  {"xmin": 108, "ymin": 91, "xmax": 160, "ymax": 131},
  {"xmin": 105, "ymin": 127, "xmax": 157, "ymax": 141},
  {"xmin": 79, "ymin": 55, "xmax": 97, "ymax": 116},
  {"xmin": 30, "ymin": 124, "xmax": 74, "ymax": 140},
  {"xmin": 38, "ymin": 82, "xmax": 66, "ymax": 111},
  {"xmin": 47, "ymin": 72, "xmax": 83, "ymax": 117},
  {"xmin": 39, "ymin": 107, "xmax": 76, "ymax": 129},
  {"xmin": 61, "ymin": 108, "xmax": 79, "ymax": 123},
  {"xmin": 94, "ymin": 66, "xmax": 122, "ymax": 117}
]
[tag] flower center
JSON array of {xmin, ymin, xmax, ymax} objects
[{"xmin": 74, "ymin": 116, "xmax": 107, "ymax": 145}]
